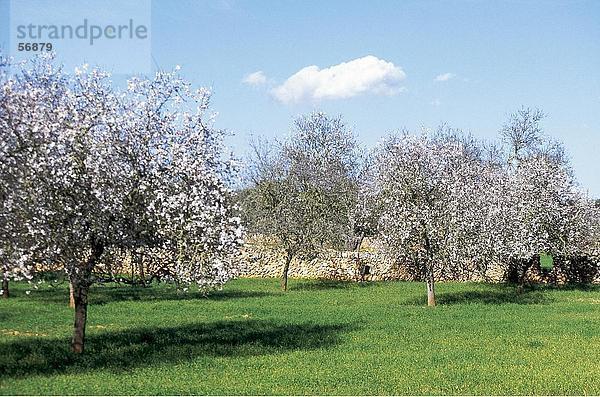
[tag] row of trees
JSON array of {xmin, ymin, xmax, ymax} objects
[
  {"xmin": 241, "ymin": 110, "xmax": 599, "ymax": 304},
  {"xmin": 1, "ymin": 55, "xmax": 243, "ymax": 352},
  {"xmin": 1, "ymin": 54, "xmax": 599, "ymax": 352}
]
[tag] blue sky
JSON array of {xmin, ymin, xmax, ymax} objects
[{"xmin": 1, "ymin": 0, "xmax": 599, "ymax": 196}]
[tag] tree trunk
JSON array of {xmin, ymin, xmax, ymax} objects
[
  {"xmin": 281, "ymin": 251, "xmax": 293, "ymax": 292},
  {"xmin": 139, "ymin": 255, "xmax": 146, "ymax": 287},
  {"xmin": 422, "ymin": 228, "xmax": 435, "ymax": 307},
  {"xmin": 516, "ymin": 260, "xmax": 526, "ymax": 294},
  {"xmin": 356, "ymin": 233, "xmax": 365, "ymax": 252},
  {"xmin": 71, "ymin": 282, "xmax": 89, "ymax": 353},
  {"xmin": 69, "ymin": 282, "xmax": 75, "ymax": 308},
  {"xmin": 516, "ymin": 255, "xmax": 538, "ymax": 294},
  {"xmin": 70, "ymin": 238, "xmax": 104, "ymax": 354},
  {"xmin": 2, "ymin": 274, "xmax": 8, "ymax": 299},
  {"xmin": 426, "ymin": 274, "xmax": 436, "ymax": 307},
  {"xmin": 355, "ymin": 233, "xmax": 364, "ymax": 282}
]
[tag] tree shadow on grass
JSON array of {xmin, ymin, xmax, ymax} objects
[
  {"xmin": 290, "ymin": 279, "xmax": 376, "ymax": 291},
  {"xmin": 437, "ymin": 289, "xmax": 551, "ymax": 305},
  {"xmin": 402, "ymin": 284, "xmax": 553, "ymax": 305},
  {"xmin": 0, "ymin": 319, "xmax": 354, "ymax": 379},
  {"xmin": 25, "ymin": 285, "xmax": 279, "ymax": 306},
  {"xmin": 542, "ymin": 283, "xmax": 600, "ymax": 292}
]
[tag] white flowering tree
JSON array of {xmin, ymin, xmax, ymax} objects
[
  {"xmin": 0, "ymin": 55, "xmax": 24, "ymax": 298},
  {"xmin": 119, "ymin": 69, "xmax": 244, "ymax": 289},
  {"xmin": 492, "ymin": 108, "xmax": 594, "ymax": 286},
  {"xmin": 371, "ymin": 130, "xmax": 487, "ymax": 306},
  {"xmin": 0, "ymin": 54, "xmax": 20, "ymax": 298},
  {"xmin": 0, "ymin": 55, "xmax": 243, "ymax": 353},
  {"xmin": 371, "ymin": 115, "xmax": 596, "ymax": 302},
  {"xmin": 0, "ymin": 54, "xmax": 64, "ymax": 298},
  {"xmin": 492, "ymin": 156, "xmax": 594, "ymax": 286},
  {"xmin": 243, "ymin": 113, "xmax": 359, "ymax": 290}
]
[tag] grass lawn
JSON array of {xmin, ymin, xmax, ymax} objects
[{"xmin": 1, "ymin": 278, "xmax": 599, "ymax": 395}]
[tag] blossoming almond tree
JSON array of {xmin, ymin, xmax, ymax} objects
[
  {"xmin": 243, "ymin": 113, "xmax": 359, "ymax": 290},
  {"xmin": 492, "ymin": 108, "xmax": 595, "ymax": 286},
  {"xmin": 29, "ymin": 63, "xmax": 133, "ymax": 353},
  {"xmin": 0, "ymin": 54, "xmax": 21, "ymax": 299},
  {"xmin": 371, "ymin": 111, "xmax": 597, "ymax": 302},
  {"xmin": 120, "ymin": 70, "xmax": 244, "ymax": 289},
  {"xmin": 0, "ymin": 55, "xmax": 243, "ymax": 353},
  {"xmin": 493, "ymin": 157, "xmax": 594, "ymax": 286},
  {"xmin": 372, "ymin": 131, "xmax": 487, "ymax": 306},
  {"xmin": 0, "ymin": 54, "xmax": 65, "ymax": 298}
]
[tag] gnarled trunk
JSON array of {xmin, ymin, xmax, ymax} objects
[
  {"xmin": 138, "ymin": 255, "xmax": 146, "ymax": 287},
  {"xmin": 426, "ymin": 272, "xmax": 436, "ymax": 307},
  {"xmin": 69, "ymin": 282, "xmax": 75, "ymax": 308},
  {"xmin": 71, "ymin": 282, "xmax": 89, "ymax": 353},
  {"xmin": 514, "ymin": 255, "xmax": 538, "ymax": 294},
  {"xmin": 71, "ymin": 239, "xmax": 104, "ymax": 354},
  {"xmin": 2, "ymin": 274, "xmax": 8, "ymax": 299},
  {"xmin": 422, "ymin": 227, "xmax": 436, "ymax": 307},
  {"xmin": 281, "ymin": 251, "xmax": 293, "ymax": 292}
]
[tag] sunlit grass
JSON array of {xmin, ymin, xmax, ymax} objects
[{"xmin": 1, "ymin": 278, "xmax": 599, "ymax": 395}]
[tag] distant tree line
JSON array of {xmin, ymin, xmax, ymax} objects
[{"xmin": 240, "ymin": 111, "xmax": 599, "ymax": 304}]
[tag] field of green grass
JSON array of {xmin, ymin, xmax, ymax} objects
[{"xmin": 1, "ymin": 278, "xmax": 599, "ymax": 395}]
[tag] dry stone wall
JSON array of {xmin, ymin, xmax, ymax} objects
[
  {"xmin": 236, "ymin": 237, "xmax": 503, "ymax": 282},
  {"xmin": 237, "ymin": 237, "xmax": 600, "ymax": 283}
]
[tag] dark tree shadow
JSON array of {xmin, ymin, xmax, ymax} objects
[
  {"xmin": 290, "ymin": 279, "xmax": 376, "ymax": 291},
  {"xmin": 402, "ymin": 284, "xmax": 553, "ymax": 305},
  {"xmin": 436, "ymin": 289, "xmax": 551, "ymax": 305},
  {"xmin": 24, "ymin": 285, "xmax": 279, "ymax": 305},
  {"xmin": 0, "ymin": 320, "xmax": 354, "ymax": 379},
  {"xmin": 542, "ymin": 283, "xmax": 600, "ymax": 292}
]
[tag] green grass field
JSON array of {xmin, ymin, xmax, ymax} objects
[{"xmin": 1, "ymin": 278, "xmax": 599, "ymax": 395}]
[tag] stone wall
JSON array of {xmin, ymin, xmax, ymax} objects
[
  {"xmin": 237, "ymin": 243, "xmax": 412, "ymax": 281},
  {"xmin": 237, "ymin": 237, "xmax": 600, "ymax": 284},
  {"xmin": 236, "ymin": 237, "xmax": 501, "ymax": 282}
]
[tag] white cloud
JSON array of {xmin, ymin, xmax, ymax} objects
[
  {"xmin": 243, "ymin": 71, "xmax": 267, "ymax": 86},
  {"xmin": 434, "ymin": 72, "xmax": 455, "ymax": 82},
  {"xmin": 271, "ymin": 55, "xmax": 406, "ymax": 104},
  {"xmin": 430, "ymin": 98, "xmax": 441, "ymax": 106}
]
